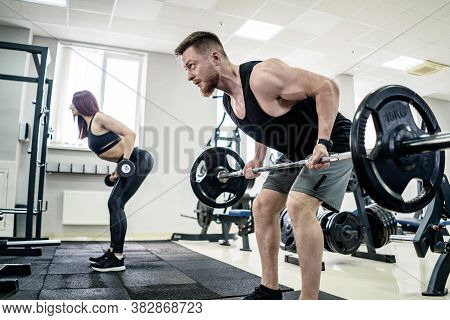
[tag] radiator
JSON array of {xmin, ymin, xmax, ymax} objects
[{"xmin": 62, "ymin": 190, "xmax": 110, "ymax": 225}]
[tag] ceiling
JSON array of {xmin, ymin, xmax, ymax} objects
[{"xmin": 1, "ymin": 0, "xmax": 450, "ymax": 103}]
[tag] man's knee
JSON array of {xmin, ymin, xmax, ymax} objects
[
  {"xmin": 252, "ymin": 191, "xmax": 285, "ymax": 220},
  {"xmin": 286, "ymin": 192, "xmax": 320, "ymax": 219}
]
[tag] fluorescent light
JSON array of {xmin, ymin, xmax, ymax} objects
[
  {"xmin": 21, "ymin": 0, "xmax": 67, "ymax": 7},
  {"xmin": 382, "ymin": 56, "xmax": 424, "ymax": 71},
  {"xmin": 235, "ymin": 20, "xmax": 283, "ymax": 41}
]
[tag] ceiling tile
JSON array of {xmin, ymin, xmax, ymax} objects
[
  {"xmin": 253, "ymin": 1, "xmax": 306, "ymax": 26},
  {"xmin": 275, "ymin": 0, "xmax": 321, "ymax": 9},
  {"xmin": 251, "ymin": 43, "xmax": 295, "ymax": 60},
  {"xmin": 311, "ymin": 54, "xmax": 356, "ymax": 75},
  {"xmin": 380, "ymin": 10, "xmax": 425, "ymax": 33},
  {"xmin": 69, "ymin": 10, "xmax": 110, "ymax": 30},
  {"xmin": 412, "ymin": 44, "xmax": 450, "ymax": 65},
  {"xmin": 322, "ymin": 20, "xmax": 373, "ymax": 43},
  {"xmin": 379, "ymin": 0, "xmax": 424, "ymax": 10},
  {"xmin": 158, "ymin": 3, "xmax": 207, "ymax": 28},
  {"xmin": 346, "ymin": 63, "xmax": 376, "ymax": 76},
  {"xmin": 212, "ymin": 0, "xmax": 267, "ymax": 18},
  {"xmin": 0, "ymin": 0, "xmax": 24, "ymax": 20},
  {"xmin": 196, "ymin": 12, "xmax": 246, "ymax": 35},
  {"xmin": 114, "ymin": 0, "xmax": 163, "ymax": 21},
  {"xmin": 412, "ymin": 0, "xmax": 450, "ymax": 15},
  {"xmin": 349, "ymin": 1, "xmax": 407, "ymax": 28},
  {"xmin": 69, "ymin": 0, "xmax": 115, "ymax": 14},
  {"xmin": 148, "ymin": 22, "xmax": 196, "ymax": 43},
  {"xmin": 289, "ymin": 9, "xmax": 342, "ymax": 36},
  {"xmin": 270, "ymin": 28, "xmax": 316, "ymax": 47},
  {"xmin": 359, "ymin": 66, "xmax": 401, "ymax": 79},
  {"xmin": 283, "ymin": 47, "xmax": 327, "ymax": 68},
  {"xmin": 359, "ymin": 49, "xmax": 398, "ymax": 66},
  {"xmin": 166, "ymin": 0, "xmax": 218, "ymax": 10},
  {"xmin": 429, "ymin": 2, "xmax": 450, "ymax": 20},
  {"xmin": 110, "ymin": 17, "xmax": 154, "ymax": 38},
  {"xmin": 224, "ymin": 36, "xmax": 264, "ymax": 55},
  {"xmin": 354, "ymin": 29, "xmax": 396, "ymax": 49},
  {"xmin": 22, "ymin": 2, "xmax": 67, "ymax": 25},
  {"xmin": 405, "ymin": 19, "xmax": 450, "ymax": 43},
  {"xmin": 383, "ymin": 36, "xmax": 433, "ymax": 56},
  {"xmin": 314, "ymin": 0, "xmax": 371, "ymax": 18},
  {"xmin": 228, "ymin": 51, "xmax": 251, "ymax": 65},
  {"xmin": 303, "ymin": 36, "xmax": 372, "ymax": 59}
]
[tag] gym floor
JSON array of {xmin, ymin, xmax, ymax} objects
[{"xmin": 177, "ymin": 234, "xmax": 450, "ymax": 300}]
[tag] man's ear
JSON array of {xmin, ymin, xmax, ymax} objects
[{"xmin": 211, "ymin": 51, "xmax": 221, "ymax": 66}]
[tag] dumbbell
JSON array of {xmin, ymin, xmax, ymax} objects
[
  {"xmin": 117, "ymin": 159, "xmax": 135, "ymax": 177},
  {"xmin": 104, "ymin": 175, "xmax": 116, "ymax": 187}
]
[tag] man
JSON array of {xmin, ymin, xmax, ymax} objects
[{"xmin": 175, "ymin": 31, "xmax": 353, "ymax": 300}]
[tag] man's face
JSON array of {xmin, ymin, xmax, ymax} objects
[{"xmin": 181, "ymin": 46, "xmax": 219, "ymax": 97}]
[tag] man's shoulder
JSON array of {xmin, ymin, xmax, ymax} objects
[{"xmin": 250, "ymin": 59, "xmax": 286, "ymax": 92}]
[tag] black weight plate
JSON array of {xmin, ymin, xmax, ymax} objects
[
  {"xmin": 196, "ymin": 201, "xmax": 214, "ymax": 228},
  {"xmin": 279, "ymin": 208, "xmax": 296, "ymax": 253},
  {"xmin": 379, "ymin": 207, "xmax": 396, "ymax": 237},
  {"xmin": 372, "ymin": 205, "xmax": 390, "ymax": 247},
  {"xmin": 190, "ymin": 147, "xmax": 248, "ymax": 208},
  {"xmin": 376, "ymin": 210, "xmax": 391, "ymax": 247},
  {"xmin": 351, "ymin": 85, "xmax": 445, "ymax": 213},
  {"xmin": 365, "ymin": 205, "xmax": 384, "ymax": 248},
  {"xmin": 319, "ymin": 211, "xmax": 335, "ymax": 252},
  {"xmin": 325, "ymin": 211, "xmax": 363, "ymax": 255}
]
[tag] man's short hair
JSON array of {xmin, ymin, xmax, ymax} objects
[{"xmin": 174, "ymin": 31, "xmax": 228, "ymax": 59}]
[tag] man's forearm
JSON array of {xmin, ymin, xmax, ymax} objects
[
  {"xmin": 315, "ymin": 80, "xmax": 340, "ymax": 140},
  {"xmin": 254, "ymin": 142, "xmax": 267, "ymax": 162}
]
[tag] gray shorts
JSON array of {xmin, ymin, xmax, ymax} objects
[{"xmin": 262, "ymin": 154, "xmax": 353, "ymax": 212}]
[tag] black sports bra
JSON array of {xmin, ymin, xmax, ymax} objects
[{"xmin": 87, "ymin": 113, "xmax": 121, "ymax": 156}]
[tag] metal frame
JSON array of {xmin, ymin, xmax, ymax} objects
[{"xmin": 0, "ymin": 41, "xmax": 52, "ymax": 241}]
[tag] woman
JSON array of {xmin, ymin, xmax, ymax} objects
[{"xmin": 69, "ymin": 90, "xmax": 153, "ymax": 272}]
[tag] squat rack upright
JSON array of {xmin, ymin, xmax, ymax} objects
[{"xmin": 0, "ymin": 41, "xmax": 53, "ymax": 245}]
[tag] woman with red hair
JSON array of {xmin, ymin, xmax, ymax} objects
[{"xmin": 70, "ymin": 90, "xmax": 153, "ymax": 272}]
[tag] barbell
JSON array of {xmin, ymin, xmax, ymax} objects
[{"xmin": 190, "ymin": 85, "xmax": 449, "ymax": 212}]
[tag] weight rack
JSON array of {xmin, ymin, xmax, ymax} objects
[{"xmin": 0, "ymin": 41, "xmax": 54, "ymax": 253}]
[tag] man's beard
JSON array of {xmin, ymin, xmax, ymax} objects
[{"xmin": 200, "ymin": 69, "xmax": 219, "ymax": 97}]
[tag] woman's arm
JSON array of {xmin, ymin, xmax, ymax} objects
[{"xmin": 95, "ymin": 113, "xmax": 136, "ymax": 159}]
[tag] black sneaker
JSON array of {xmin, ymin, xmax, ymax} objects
[
  {"xmin": 91, "ymin": 254, "xmax": 126, "ymax": 272},
  {"xmin": 89, "ymin": 249, "xmax": 112, "ymax": 264},
  {"xmin": 242, "ymin": 285, "xmax": 283, "ymax": 300}
]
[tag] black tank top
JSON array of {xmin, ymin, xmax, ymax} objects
[
  {"xmin": 87, "ymin": 113, "xmax": 121, "ymax": 156},
  {"xmin": 222, "ymin": 61, "xmax": 352, "ymax": 161}
]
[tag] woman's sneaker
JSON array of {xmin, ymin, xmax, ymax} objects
[
  {"xmin": 89, "ymin": 249, "xmax": 112, "ymax": 264},
  {"xmin": 91, "ymin": 254, "xmax": 126, "ymax": 272}
]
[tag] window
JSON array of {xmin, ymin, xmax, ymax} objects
[{"xmin": 50, "ymin": 42, "xmax": 147, "ymax": 149}]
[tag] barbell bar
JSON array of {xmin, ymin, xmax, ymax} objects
[
  {"xmin": 217, "ymin": 129, "xmax": 450, "ymax": 182},
  {"xmin": 217, "ymin": 152, "xmax": 355, "ymax": 182}
]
